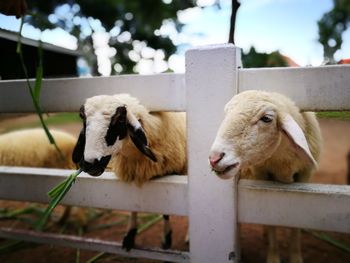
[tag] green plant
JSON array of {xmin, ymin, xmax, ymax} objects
[
  {"xmin": 35, "ymin": 168, "xmax": 83, "ymax": 230},
  {"xmin": 16, "ymin": 17, "xmax": 62, "ymax": 157}
]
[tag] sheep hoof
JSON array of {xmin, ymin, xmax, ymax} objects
[
  {"xmin": 162, "ymin": 230, "xmax": 172, "ymax": 250},
  {"xmin": 122, "ymin": 228, "xmax": 137, "ymax": 251}
]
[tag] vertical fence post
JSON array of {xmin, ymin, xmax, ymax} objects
[{"xmin": 186, "ymin": 44, "xmax": 241, "ymax": 263}]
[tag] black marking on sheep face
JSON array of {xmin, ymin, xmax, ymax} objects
[
  {"xmin": 73, "ymin": 105, "xmax": 112, "ymax": 176},
  {"xmin": 72, "ymin": 105, "xmax": 86, "ymax": 164},
  {"xmin": 105, "ymin": 106, "xmax": 127, "ymax": 146},
  {"xmin": 73, "ymin": 101, "xmax": 157, "ymax": 178}
]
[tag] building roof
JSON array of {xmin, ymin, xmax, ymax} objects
[
  {"xmin": 0, "ymin": 28, "xmax": 81, "ymax": 56},
  {"xmin": 282, "ymin": 55, "xmax": 299, "ymax": 67},
  {"xmin": 338, "ymin": 59, "xmax": 350, "ymax": 64}
]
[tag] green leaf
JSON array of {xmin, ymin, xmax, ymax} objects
[
  {"xmin": 85, "ymin": 252, "xmax": 106, "ymax": 263},
  {"xmin": 304, "ymin": 229, "xmax": 350, "ymax": 254},
  {"xmin": 33, "ymin": 44, "xmax": 43, "ymax": 101},
  {"xmin": 35, "ymin": 169, "xmax": 83, "ymax": 231},
  {"xmin": 16, "ymin": 17, "xmax": 63, "ymax": 158}
]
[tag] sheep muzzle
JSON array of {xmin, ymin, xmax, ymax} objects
[{"xmin": 80, "ymin": 155, "xmax": 111, "ymax": 176}]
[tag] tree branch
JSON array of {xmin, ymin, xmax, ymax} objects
[{"xmin": 228, "ymin": 0, "xmax": 240, "ymax": 44}]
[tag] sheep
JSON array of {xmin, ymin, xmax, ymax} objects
[
  {"xmin": 72, "ymin": 93, "xmax": 187, "ymax": 251},
  {"xmin": 0, "ymin": 128, "xmax": 76, "ymax": 169},
  {"xmin": 0, "ymin": 128, "xmax": 82, "ymax": 223},
  {"xmin": 209, "ymin": 90, "xmax": 322, "ymax": 263}
]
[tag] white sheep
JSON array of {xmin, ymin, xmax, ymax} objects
[
  {"xmin": 0, "ymin": 128, "xmax": 82, "ymax": 223},
  {"xmin": 209, "ymin": 90, "xmax": 322, "ymax": 263},
  {"xmin": 72, "ymin": 93, "xmax": 187, "ymax": 251}
]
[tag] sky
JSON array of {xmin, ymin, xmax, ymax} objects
[
  {"xmin": 0, "ymin": 0, "xmax": 349, "ymax": 74},
  {"xmin": 180, "ymin": 0, "xmax": 350, "ymax": 66}
]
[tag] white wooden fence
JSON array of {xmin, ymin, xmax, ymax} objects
[{"xmin": 0, "ymin": 44, "xmax": 349, "ymax": 262}]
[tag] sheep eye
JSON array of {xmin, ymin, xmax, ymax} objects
[{"xmin": 260, "ymin": 115, "xmax": 273, "ymax": 123}]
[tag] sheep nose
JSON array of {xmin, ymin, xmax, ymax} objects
[{"xmin": 209, "ymin": 152, "xmax": 225, "ymax": 167}]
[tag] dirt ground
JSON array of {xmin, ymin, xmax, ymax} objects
[{"xmin": 0, "ymin": 116, "xmax": 349, "ymax": 263}]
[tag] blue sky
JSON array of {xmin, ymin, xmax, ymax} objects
[
  {"xmin": 0, "ymin": 0, "xmax": 349, "ymax": 72},
  {"xmin": 182, "ymin": 0, "xmax": 350, "ymax": 66}
]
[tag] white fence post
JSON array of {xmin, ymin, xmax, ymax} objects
[{"xmin": 186, "ymin": 44, "xmax": 241, "ymax": 263}]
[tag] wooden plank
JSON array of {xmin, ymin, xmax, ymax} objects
[
  {"xmin": 0, "ymin": 228, "xmax": 190, "ymax": 262},
  {"xmin": 238, "ymin": 179, "xmax": 350, "ymax": 233},
  {"xmin": 0, "ymin": 166, "xmax": 188, "ymax": 216},
  {"xmin": 186, "ymin": 44, "xmax": 240, "ymax": 263},
  {"xmin": 238, "ymin": 65, "xmax": 350, "ymax": 111},
  {"xmin": 0, "ymin": 73, "xmax": 185, "ymax": 113}
]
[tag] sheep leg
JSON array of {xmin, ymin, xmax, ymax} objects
[
  {"xmin": 185, "ymin": 230, "xmax": 190, "ymax": 244},
  {"xmin": 289, "ymin": 228, "xmax": 303, "ymax": 263},
  {"xmin": 266, "ymin": 226, "xmax": 280, "ymax": 263},
  {"xmin": 122, "ymin": 211, "xmax": 138, "ymax": 251},
  {"xmin": 161, "ymin": 214, "xmax": 172, "ymax": 249},
  {"xmin": 57, "ymin": 206, "xmax": 71, "ymax": 225}
]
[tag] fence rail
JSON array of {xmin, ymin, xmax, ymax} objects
[
  {"xmin": 238, "ymin": 65, "xmax": 350, "ymax": 111},
  {"xmin": 0, "ymin": 228, "xmax": 190, "ymax": 263},
  {"xmin": 0, "ymin": 167, "xmax": 188, "ymax": 216},
  {"xmin": 0, "ymin": 167, "xmax": 349, "ymax": 234},
  {"xmin": 0, "ymin": 73, "xmax": 186, "ymax": 112},
  {"xmin": 1, "ymin": 65, "xmax": 349, "ymax": 113}
]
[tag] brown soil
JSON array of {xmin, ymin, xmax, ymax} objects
[{"xmin": 0, "ymin": 116, "xmax": 349, "ymax": 263}]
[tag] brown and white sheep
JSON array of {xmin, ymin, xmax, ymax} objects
[{"xmin": 72, "ymin": 94, "xmax": 187, "ymax": 251}]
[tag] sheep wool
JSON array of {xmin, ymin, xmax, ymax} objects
[
  {"xmin": 112, "ymin": 111, "xmax": 187, "ymax": 186},
  {"xmin": 0, "ymin": 128, "xmax": 76, "ymax": 169}
]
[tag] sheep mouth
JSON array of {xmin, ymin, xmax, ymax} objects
[
  {"xmin": 213, "ymin": 162, "xmax": 239, "ymax": 178},
  {"xmin": 80, "ymin": 155, "xmax": 111, "ymax": 177}
]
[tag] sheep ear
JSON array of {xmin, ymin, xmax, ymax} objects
[
  {"xmin": 127, "ymin": 114, "xmax": 157, "ymax": 162},
  {"xmin": 281, "ymin": 114, "xmax": 317, "ymax": 167},
  {"xmin": 72, "ymin": 128, "xmax": 85, "ymax": 164}
]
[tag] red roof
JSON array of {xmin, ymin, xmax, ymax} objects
[
  {"xmin": 282, "ymin": 55, "xmax": 299, "ymax": 67},
  {"xmin": 338, "ymin": 59, "xmax": 350, "ymax": 64}
]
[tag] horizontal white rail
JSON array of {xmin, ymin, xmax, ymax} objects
[
  {"xmin": 238, "ymin": 65, "xmax": 350, "ymax": 111},
  {"xmin": 238, "ymin": 179, "xmax": 350, "ymax": 233},
  {"xmin": 0, "ymin": 73, "xmax": 186, "ymax": 112},
  {"xmin": 1, "ymin": 65, "xmax": 349, "ymax": 114},
  {"xmin": 1, "ymin": 167, "xmax": 349, "ymax": 233},
  {"xmin": 0, "ymin": 166, "xmax": 188, "ymax": 216},
  {"xmin": 0, "ymin": 228, "xmax": 190, "ymax": 263}
]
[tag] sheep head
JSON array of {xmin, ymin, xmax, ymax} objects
[
  {"xmin": 209, "ymin": 90, "xmax": 317, "ymax": 180},
  {"xmin": 72, "ymin": 94, "xmax": 157, "ymax": 176}
]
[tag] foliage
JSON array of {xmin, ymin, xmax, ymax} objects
[
  {"xmin": 318, "ymin": 0, "xmax": 350, "ymax": 63},
  {"xmin": 24, "ymin": 0, "xmax": 197, "ymax": 74},
  {"xmin": 242, "ymin": 47, "xmax": 288, "ymax": 68},
  {"xmin": 16, "ymin": 18, "xmax": 62, "ymax": 156},
  {"xmin": 317, "ymin": 111, "xmax": 350, "ymax": 120},
  {"xmin": 35, "ymin": 169, "xmax": 83, "ymax": 230}
]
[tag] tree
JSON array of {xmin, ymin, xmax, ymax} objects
[
  {"xmin": 318, "ymin": 0, "xmax": 350, "ymax": 63},
  {"xmin": 22, "ymin": 0, "xmax": 198, "ymax": 75},
  {"xmin": 228, "ymin": 0, "xmax": 240, "ymax": 44},
  {"xmin": 242, "ymin": 47, "xmax": 287, "ymax": 68}
]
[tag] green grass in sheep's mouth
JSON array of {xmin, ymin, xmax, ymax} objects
[{"xmin": 35, "ymin": 168, "xmax": 83, "ymax": 231}]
